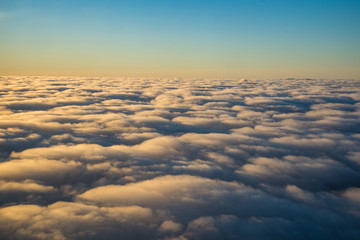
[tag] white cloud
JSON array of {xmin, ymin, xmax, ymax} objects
[{"xmin": 0, "ymin": 76, "xmax": 360, "ymax": 239}]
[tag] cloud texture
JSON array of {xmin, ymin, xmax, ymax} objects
[{"xmin": 0, "ymin": 76, "xmax": 360, "ymax": 239}]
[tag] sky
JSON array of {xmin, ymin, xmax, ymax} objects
[{"xmin": 0, "ymin": 0, "xmax": 360, "ymax": 78}]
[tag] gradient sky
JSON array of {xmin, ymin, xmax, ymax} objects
[{"xmin": 1, "ymin": 0, "xmax": 359, "ymax": 78}]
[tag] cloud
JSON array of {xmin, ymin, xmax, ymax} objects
[
  {"xmin": 77, "ymin": 175, "xmax": 245, "ymax": 210},
  {"xmin": 0, "ymin": 202, "xmax": 157, "ymax": 240},
  {"xmin": 0, "ymin": 76, "xmax": 360, "ymax": 239},
  {"xmin": 342, "ymin": 187, "xmax": 360, "ymax": 203},
  {"xmin": 0, "ymin": 180, "xmax": 54, "ymax": 193},
  {"xmin": 0, "ymin": 159, "xmax": 83, "ymax": 185},
  {"xmin": 158, "ymin": 220, "xmax": 183, "ymax": 234}
]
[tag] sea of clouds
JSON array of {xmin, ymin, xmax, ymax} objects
[{"xmin": 0, "ymin": 76, "xmax": 360, "ymax": 240}]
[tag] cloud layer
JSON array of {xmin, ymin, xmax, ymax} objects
[{"xmin": 0, "ymin": 76, "xmax": 360, "ymax": 239}]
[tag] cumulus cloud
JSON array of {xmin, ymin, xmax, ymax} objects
[
  {"xmin": 0, "ymin": 159, "xmax": 83, "ymax": 184},
  {"xmin": 0, "ymin": 202, "xmax": 157, "ymax": 240},
  {"xmin": 0, "ymin": 76, "xmax": 360, "ymax": 239},
  {"xmin": 0, "ymin": 180, "xmax": 54, "ymax": 193}
]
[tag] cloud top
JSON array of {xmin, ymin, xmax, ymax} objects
[{"xmin": 0, "ymin": 76, "xmax": 360, "ymax": 239}]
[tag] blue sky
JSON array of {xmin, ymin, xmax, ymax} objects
[{"xmin": 1, "ymin": 0, "xmax": 359, "ymax": 78}]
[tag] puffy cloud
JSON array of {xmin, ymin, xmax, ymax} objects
[
  {"xmin": 77, "ymin": 175, "xmax": 245, "ymax": 210},
  {"xmin": 10, "ymin": 144, "xmax": 125, "ymax": 163},
  {"xmin": 158, "ymin": 220, "xmax": 183, "ymax": 234},
  {"xmin": 343, "ymin": 188, "xmax": 360, "ymax": 203},
  {"xmin": 0, "ymin": 202, "xmax": 157, "ymax": 240},
  {"xmin": 0, "ymin": 180, "xmax": 54, "ymax": 193},
  {"xmin": 0, "ymin": 77, "xmax": 360, "ymax": 239},
  {"xmin": 0, "ymin": 180, "xmax": 56, "ymax": 205},
  {"xmin": 238, "ymin": 155, "xmax": 360, "ymax": 190},
  {"xmin": 0, "ymin": 159, "xmax": 83, "ymax": 185}
]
